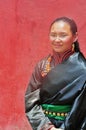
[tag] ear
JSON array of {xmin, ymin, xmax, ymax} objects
[{"xmin": 73, "ymin": 32, "xmax": 78, "ymax": 42}]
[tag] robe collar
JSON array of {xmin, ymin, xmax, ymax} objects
[{"xmin": 52, "ymin": 49, "xmax": 74, "ymax": 65}]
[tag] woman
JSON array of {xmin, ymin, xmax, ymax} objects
[{"xmin": 25, "ymin": 17, "xmax": 86, "ymax": 130}]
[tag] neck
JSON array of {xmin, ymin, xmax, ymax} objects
[{"xmin": 52, "ymin": 49, "xmax": 74, "ymax": 65}]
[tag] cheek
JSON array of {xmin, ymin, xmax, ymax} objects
[
  {"xmin": 61, "ymin": 38, "xmax": 73, "ymax": 51},
  {"xmin": 49, "ymin": 38, "xmax": 54, "ymax": 45},
  {"xmin": 63, "ymin": 37, "xmax": 74, "ymax": 45},
  {"xmin": 49, "ymin": 37, "xmax": 54, "ymax": 42}
]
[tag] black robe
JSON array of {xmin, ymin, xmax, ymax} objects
[
  {"xmin": 25, "ymin": 52, "xmax": 86, "ymax": 130},
  {"xmin": 40, "ymin": 52, "xmax": 86, "ymax": 130}
]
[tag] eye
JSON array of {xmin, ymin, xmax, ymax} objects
[
  {"xmin": 60, "ymin": 34, "xmax": 67, "ymax": 37},
  {"xmin": 50, "ymin": 33, "xmax": 57, "ymax": 37}
]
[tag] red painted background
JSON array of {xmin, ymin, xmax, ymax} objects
[{"xmin": 0, "ymin": 0, "xmax": 86, "ymax": 129}]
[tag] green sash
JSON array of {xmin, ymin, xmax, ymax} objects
[{"xmin": 42, "ymin": 104, "xmax": 72, "ymax": 120}]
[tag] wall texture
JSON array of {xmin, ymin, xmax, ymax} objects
[{"xmin": 0, "ymin": 0, "xmax": 86, "ymax": 129}]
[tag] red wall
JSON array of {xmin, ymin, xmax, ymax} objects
[{"xmin": 0, "ymin": 0, "xmax": 86, "ymax": 129}]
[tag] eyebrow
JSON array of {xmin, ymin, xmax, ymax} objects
[{"xmin": 50, "ymin": 32, "xmax": 68, "ymax": 34}]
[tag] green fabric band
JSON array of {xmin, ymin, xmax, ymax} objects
[{"xmin": 42, "ymin": 104, "xmax": 72, "ymax": 120}]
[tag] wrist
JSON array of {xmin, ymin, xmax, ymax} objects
[{"xmin": 48, "ymin": 125, "xmax": 55, "ymax": 130}]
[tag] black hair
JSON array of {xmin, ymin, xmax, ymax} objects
[{"xmin": 50, "ymin": 17, "xmax": 80, "ymax": 52}]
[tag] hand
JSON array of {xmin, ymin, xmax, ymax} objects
[{"xmin": 51, "ymin": 127, "xmax": 63, "ymax": 130}]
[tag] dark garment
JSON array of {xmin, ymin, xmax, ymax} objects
[
  {"xmin": 25, "ymin": 55, "xmax": 55, "ymax": 130},
  {"xmin": 25, "ymin": 52, "xmax": 86, "ymax": 130},
  {"xmin": 40, "ymin": 52, "xmax": 86, "ymax": 130}
]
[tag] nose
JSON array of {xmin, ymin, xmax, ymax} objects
[{"xmin": 54, "ymin": 36, "xmax": 61, "ymax": 42}]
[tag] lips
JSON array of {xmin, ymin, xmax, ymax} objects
[{"xmin": 53, "ymin": 44, "xmax": 62, "ymax": 48}]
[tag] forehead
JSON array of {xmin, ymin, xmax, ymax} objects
[{"xmin": 50, "ymin": 21, "xmax": 71, "ymax": 32}]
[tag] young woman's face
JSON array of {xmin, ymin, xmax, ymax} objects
[{"xmin": 49, "ymin": 21, "xmax": 78, "ymax": 53}]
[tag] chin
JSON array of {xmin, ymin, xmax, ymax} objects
[{"xmin": 53, "ymin": 49, "xmax": 63, "ymax": 53}]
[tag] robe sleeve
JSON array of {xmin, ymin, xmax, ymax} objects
[
  {"xmin": 25, "ymin": 63, "xmax": 54, "ymax": 130},
  {"xmin": 60, "ymin": 79, "xmax": 86, "ymax": 130}
]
